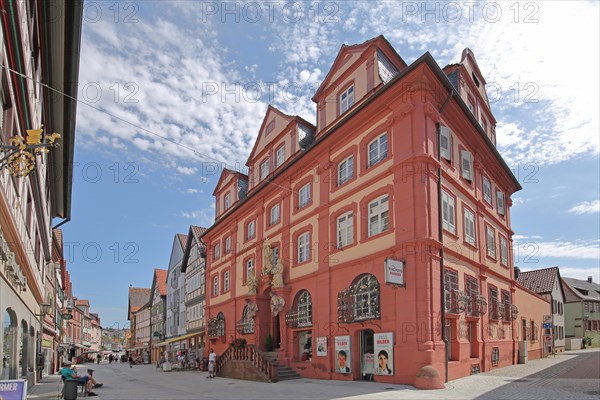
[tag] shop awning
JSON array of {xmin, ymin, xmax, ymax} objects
[
  {"xmin": 153, "ymin": 332, "xmax": 201, "ymax": 347},
  {"xmin": 126, "ymin": 345, "xmax": 149, "ymax": 351}
]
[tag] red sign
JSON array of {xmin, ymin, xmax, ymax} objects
[{"xmin": 544, "ymin": 334, "xmax": 553, "ymax": 343}]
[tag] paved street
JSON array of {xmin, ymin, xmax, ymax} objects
[{"xmin": 28, "ymin": 349, "xmax": 599, "ymax": 400}]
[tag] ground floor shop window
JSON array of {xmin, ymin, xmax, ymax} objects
[
  {"xmin": 2, "ymin": 309, "xmax": 17, "ymax": 380},
  {"xmin": 297, "ymin": 331, "xmax": 312, "ymax": 361}
]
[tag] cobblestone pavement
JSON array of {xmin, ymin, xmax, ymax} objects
[{"xmin": 27, "ymin": 349, "xmax": 600, "ymax": 400}]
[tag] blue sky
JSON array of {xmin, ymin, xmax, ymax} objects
[{"xmin": 59, "ymin": 1, "xmax": 599, "ymax": 328}]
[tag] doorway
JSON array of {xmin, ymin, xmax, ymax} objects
[
  {"xmin": 360, "ymin": 329, "xmax": 374, "ymax": 381},
  {"xmin": 274, "ymin": 314, "xmax": 281, "ymax": 349}
]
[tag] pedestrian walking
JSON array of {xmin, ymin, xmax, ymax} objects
[
  {"xmin": 129, "ymin": 355, "xmax": 134, "ymax": 368},
  {"xmin": 96, "ymin": 354, "xmax": 101, "ymax": 364}
]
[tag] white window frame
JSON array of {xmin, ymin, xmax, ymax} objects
[
  {"xmin": 224, "ymin": 236, "xmax": 231, "ymax": 253},
  {"xmin": 486, "ymin": 226, "xmax": 496, "ymax": 259},
  {"xmin": 461, "ymin": 150, "xmax": 473, "ymax": 181},
  {"xmin": 464, "ymin": 208, "xmax": 476, "ymax": 245},
  {"xmin": 270, "ymin": 203, "xmax": 280, "ymax": 225},
  {"xmin": 483, "ymin": 176, "xmax": 492, "ymax": 204},
  {"xmin": 340, "ymin": 85, "xmax": 355, "ymax": 114},
  {"xmin": 368, "ymin": 195, "xmax": 389, "ymax": 237},
  {"xmin": 337, "ymin": 155, "xmax": 354, "ymax": 186},
  {"xmin": 497, "ymin": 191, "xmax": 505, "ymax": 216},
  {"xmin": 500, "ymin": 236, "xmax": 508, "ymax": 265},
  {"xmin": 212, "ymin": 276, "xmax": 219, "ymax": 296},
  {"xmin": 368, "ymin": 133, "xmax": 388, "ymax": 167},
  {"xmin": 224, "ymin": 192, "xmax": 231, "ymax": 210},
  {"xmin": 260, "ymin": 160, "xmax": 270, "ymax": 180},
  {"xmin": 246, "ymin": 259, "xmax": 255, "ymax": 281},
  {"xmin": 336, "ymin": 212, "xmax": 354, "ymax": 248},
  {"xmin": 247, "ymin": 220, "xmax": 255, "ymax": 239},
  {"xmin": 297, "ymin": 232, "xmax": 310, "ymax": 263},
  {"xmin": 223, "ymin": 271, "xmax": 230, "ymax": 293},
  {"xmin": 276, "ymin": 145, "xmax": 285, "ymax": 168},
  {"xmin": 298, "ymin": 183, "xmax": 311, "ymax": 208},
  {"xmin": 441, "ymin": 191, "xmax": 456, "ymax": 234},
  {"xmin": 439, "ymin": 126, "xmax": 452, "ymax": 161}
]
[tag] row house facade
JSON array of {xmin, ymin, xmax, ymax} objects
[
  {"xmin": 181, "ymin": 226, "xmax": 208, "ymax": 360},
  {"xmin": 126, "ymin": 287, "xmax": 151, "ymax": 353},
  {"xmin": 0, "ymin": 0, "xmax": 83, "ymax": 387},
  {"xmin": 562, "ymin": 276, "xmax": 600, "ymax": 344},
  {"xmin": 132, "ymin": 303, "xmax": 151, "ymax": 363},
  {"xmin": 166, "ymin": 234, "xmax": 188, "ymax": 340},
  {"xmin": 149, "ymin": 268, "xmax": 167, "ymax": 363},
  {"xmin": 202, "ymin": 36, "xmax": 546, "ymax": 388},
  {"xmin": 517, "ymin": 267, "xmax": 566, "ymax": 353}
]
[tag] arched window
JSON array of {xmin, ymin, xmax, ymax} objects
[
  {"xmin": 285, "ymin": 290, "xmax": 312, "ymax": 328},
  {"xmin": 338, "ymin": 274, "xmax": 380, "ymax": 323},
  {"xmin": 2, "ymin": 309, "xmax": 17, "ymax": 380},
  {"xmin": 20, "ymin": 321, "xmax": 28, "ymax": 377},
  {"xmin": 208, "ymin": 312, "xmax": 225, "ymax": 338},
  {"xmin": 237, "ymin": 303, "xmax": 257, "ymax": 334}
]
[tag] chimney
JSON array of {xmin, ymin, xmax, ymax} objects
[
  {"xmin": 514, "ymin": 266, "xmax": 520, "ymax": 279},
  {"xmin": 588, "ymin": 276, "xmax": 593, "ymax": 283}
]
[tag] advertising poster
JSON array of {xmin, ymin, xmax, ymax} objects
[
  {"xmin": 0, "ymin": 379, "xmax": 28, "ymax": 400},
  {"xmin": 373, "ymin": 332, "xmax": 394, "ymax": 376},
  {"xmin": 334, "ymin": 335, "xmax": 351, "ymax": 374},
  {"xmin": 316, "ymin": 337, "xmax": 327, "ymax": 356}
]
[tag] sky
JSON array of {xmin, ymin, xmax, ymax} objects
[{"xmin": 58, "ymin": 1, "xmax": 600, "ymax": 328}]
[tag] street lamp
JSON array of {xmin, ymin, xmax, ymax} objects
[{"xmin": 35, "ymin": 303, "xmax": 52, "ymax": 318}]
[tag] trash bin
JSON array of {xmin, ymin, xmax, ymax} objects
[{"xmin": 64, "ymin": 379, "xmax": 79, "ymax": 400}]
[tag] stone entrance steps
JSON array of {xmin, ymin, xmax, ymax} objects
[{"xmin": 263, "ymin": 351, "xmax": 301, "ymax": 381}]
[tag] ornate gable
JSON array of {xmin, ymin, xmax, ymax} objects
[{"xmin": 245, "ymin": 105, "xmax": 295, "ymax": 167}]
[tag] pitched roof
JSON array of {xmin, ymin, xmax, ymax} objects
[
  {"xmin": 177, "ymin": 233, "xmax": 188, "ymax": 247},
  {"xmin": 562, "ymin": 277, "xmax": 600, "ymax": 301},
  {"xmin": 128, "ymin": 287, "xmax": 151, "ymax": 320},
  {"xmin": 517, "ymin": 267, "xmax": 559, "ymax": 294},
  {"xmin": 154, "ymin": 269, "xmax": 168, "ymax": 296},
  {"xmin": 75, "ymin": 299, "xmax": 90, "ymax": 307},
  {"xmin": 182, "ymin": 225, "xmax": 208, "ymax": 273},
  {"xmin": 191, "ymin": 226, "xmax": 207, "ymax": 245}
]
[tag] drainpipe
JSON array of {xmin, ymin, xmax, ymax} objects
[{"xmin": 437, "ymin": 91, "xmax": 453, "ymax": 383}]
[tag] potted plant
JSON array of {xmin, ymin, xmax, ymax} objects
[
  {"xmin": 230, "ymin": 338, "xmax": 247, "ymax": 350},
  {"xmin": 265, "ymin": 334, "xmax": 273, "ymax": 352}
]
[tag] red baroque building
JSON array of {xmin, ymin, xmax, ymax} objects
[{"xmin": 203, "ymin": 36, "xmax": 536, "ymax": 388}]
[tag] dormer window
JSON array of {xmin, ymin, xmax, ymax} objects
[
  {"xmin": 224, "ymin": 193, "xmax": 231, "ymax": 210},
  {"xmin": 260, "ymin": 160, "xmax": 270, "ymax": 180},
  {"xmin": 276, "ymin": 145, "xmax": 285, "ymax": 168},
  {"xmin": 340, "ymin": 85, "xmax": 355, "ymax": 114}
]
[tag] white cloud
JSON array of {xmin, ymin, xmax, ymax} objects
[
  {"xmin": 515, "ymin": 239, "xmax": 600, "ymax": 260},
  {"xmin": 77, "ymin": 14, "xmax": 266, "ymax": 170},
  {"xmin": 568, "ymin": 200, "xmax": 600, "ymax": 215},
  {"xmin": 180, "ymin": 207, "xmax": 215, "ymax": 226},
  {"xmin": 185, "ymin": 188, "xmax": 200, "ymax": 194},
  {"xmin": 176, "ymin": 166, "xmax": 197, "ymax": 176}
]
